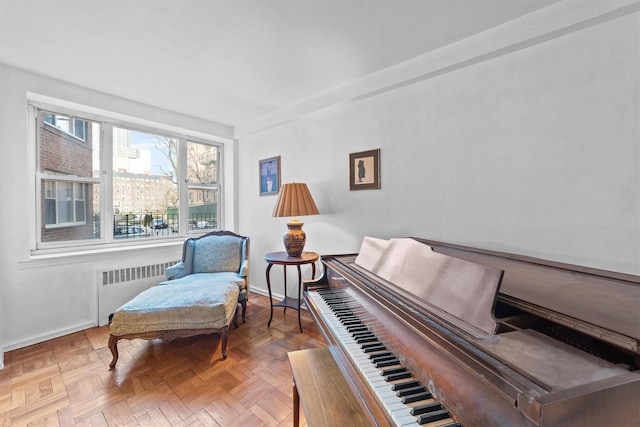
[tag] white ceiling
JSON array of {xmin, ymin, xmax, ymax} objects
[{"xmin": 0, "ymin": 0, "xmax": 562, "ymax": 128}]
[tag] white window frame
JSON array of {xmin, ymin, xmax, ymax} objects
[{"xmin": 28, "ymin": 100, "xmax": 227, "ymax": 254}]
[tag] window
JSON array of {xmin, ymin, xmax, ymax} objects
[
  {"xmin": 112, "ymin": 128, "xmax": 181, "ymax": 238},
  {"xmin": 186, "ymin": 141, "xmax": 219, "ymax": 230},
  {"xmin": 44, "ymin": 181, "xmax": 86, "ymax": 226},
  {"xmin": 43, "ymin": 112, "xmax": 88, "ymax": 141},
  {"xmin": 32, "ymin": 105, "xmax": 223, "ymax": 250},
  {"xmin": 37, "ymin": 109, "xmax": 100, "ymax": 243}
]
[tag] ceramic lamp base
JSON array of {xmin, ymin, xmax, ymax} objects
[{"xmin": 283, "ymin": 220, "xmax": 306, "ymax": 257}]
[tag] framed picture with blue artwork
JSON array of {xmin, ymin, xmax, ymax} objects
[
  {"xmin": 349, "ymin": 149, "xmax": 380, "ymax": 190},
  {"xmin": 259, "ymin": 156, "xmax": 280, "ymax": 196}
]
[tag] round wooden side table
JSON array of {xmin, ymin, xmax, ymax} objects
[{"xmin": 265, "ymin": 251, "xmax": 319, "ymax": 332}]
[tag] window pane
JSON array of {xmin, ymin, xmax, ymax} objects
[
  {"xmin": 188, "ymin": 188, "xmax": 217, "ymax": 229},
  {"xmin": 113, "ymin": 128, "xmax": 178, "ymax": 239},
  {"xmin": 75, "ymin": 201, "xmax": 85, "ymax": 222},
  {"xmin": 56, "ymin": 182, "xmax": 73, "ymax": 223},
  {"xmin": 44, "ymin": 181, "xmax": 54, "ymax": 199},
  {"xmin": 41, "ymin": 182, "xmax": 99, "ymax": 242},
  {"xmin": 75, "ymin": 184, "xmax": 86, "ymax": 222},
  {"xmin": 44, "ymin": 199, "xmax": 56, "ymax": 225},
  {"xmin": 39, "ymin": 111, "xmax": 100, "ymax": 176},
  {"xmin": 187, "ymin": 142, "xmax": 218, "ymax": 231},
  {"xmin": 55, "ymin": 115, "xmax": 70, "ymax": 133},
  {"xmin": 187, "ymin": 141, "xmax": 217, "ymax": 184},
  {"xmin": 73, "ymin": 119, "xmax": 86, "ymax": 140}
]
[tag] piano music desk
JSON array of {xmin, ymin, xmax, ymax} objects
[
  {"xmin": 265, "ymin": 251, "xmax": 318, "ymax": 332},
  {"xmin": 288, "ymin": 348, "xmax": 374, "ymax": 427}
]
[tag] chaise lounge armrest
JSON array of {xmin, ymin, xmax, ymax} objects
[{"xmin": 166, "ymin": 261, "xmax": 187, "ymax": 280}]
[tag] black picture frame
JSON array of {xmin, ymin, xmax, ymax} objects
[{"xmin": 349, "ymin": 149, "xmax": 380, "ymax": 190}]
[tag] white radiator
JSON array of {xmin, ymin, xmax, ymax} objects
[{"xmin": 97, "ymin": 261, "xmax": 179, "ymax": 326}]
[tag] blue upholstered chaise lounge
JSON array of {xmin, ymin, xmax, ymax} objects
[{"xmin": 108, "ymin": 230, "xmax": 250, "ymax": 368}]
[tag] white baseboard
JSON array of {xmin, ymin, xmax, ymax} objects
[
  {"xmin": 250, "ymin": 287, "xmax": 270, "ymax": 298},
  {"xmin": 0, "ymin": 349, "xmax": 4, "ymax": 370},
  {"xmin": 3, "ymin": 321, "xmax": 96, "ymax": 353}
]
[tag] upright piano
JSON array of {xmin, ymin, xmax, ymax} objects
[{"xmin": 302, "ymin": 237, "xmax": 640, "ymax": 426}]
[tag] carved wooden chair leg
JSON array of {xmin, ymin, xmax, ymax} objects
[
  {"xmin": 220, "ymin": 326, "xmax": 229, "ymax": 359},
  {"xmin": 108, "ymin": 334, "xmax": 119, "ymax": 369},
  {"xmin": 233, "ymin": 304, "xmax": 239, "ymax": 328},
  {"xmin": 240, "ymin": 299, "xmax": 247, "ymax": 322}
]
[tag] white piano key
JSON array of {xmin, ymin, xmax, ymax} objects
[{"xmin": 309, "ymin": 289, "xmax": 460, "ymax": 426}]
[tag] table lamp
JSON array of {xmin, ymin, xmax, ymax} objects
[{"xmin": 272, "ymin": 182, "xmax": 319, "ymax": 257}]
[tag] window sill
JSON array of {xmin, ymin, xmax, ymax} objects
[{"xmin": 21, "ymin": 239, "xmax": 185, "ymax": 270}]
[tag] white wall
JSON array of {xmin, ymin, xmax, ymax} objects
[
  {"xmin": 237, "ymin": 2, "xmax": 640, "ymax": 299},
  {"xmin": 0, "ymin": 64, "xmax": 235, "ymax": 355}
]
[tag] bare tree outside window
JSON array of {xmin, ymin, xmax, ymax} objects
[{"xmin": 154, "ymin": 137, "xmax": 219, "ymax": 230}]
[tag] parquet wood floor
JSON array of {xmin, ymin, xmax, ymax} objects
[{"xmin": 0, "ymin": 293, "xmax": 327, "ymax": 426}]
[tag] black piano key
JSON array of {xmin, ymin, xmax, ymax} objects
[
  {"xmin": 379, "ymin": 366, "xmax": 406, "ymax": 376},
  {"xmin": 410, "ymin": 401, "xmax": 440, "ymax": 415},
  {"xmin": 440, "ymin": 423, "xmax": 461, "ymax": 427},
  {"xmin": 342, "ymin": 320, "xmax": 362, "ymax": 326},
  {"xmin": 395, "ymin": 385, "xmax": 426, "ymax": 397},
  {"xmin": 353, "ymin": 331, "xmax": 375, "ymax": 338},
  {"xmin": 417, "ymin": 409, "xmax": 451, "ymax": 425},
  {"xmin": 353, "ymin": 332, "xmax": 375, "ymax": 337},
  {"xmin": 361, "ymin": 341, "xmax": 382, "ymax": 349},
  {"xmin": 356, "ymin": 337, "xmax": 378, "ymax": 344},
  {"xmin": 370, "ymin": 354, "xmax": 395, "ymax": 363},
  {"xmin": 391, "ymin": 379, "xmax": 420, "ymax": 391},
  {"xmin": 369, "ymin": 351, "xmax": 393, "ymax": 360},
  {"xmin": 374, "ymin": 358, "xmax": 400, "ymax": 368},
  {"xmin": 385, "ymin": 371, "xmax": 412, "ymax": 381},
  {"xmin": 363, "ymin": 344, "xmax": 386, "ymax": 353},
  {"xmin": 401, "ymin": 391, "xmax": 433, "ymax": 404}
]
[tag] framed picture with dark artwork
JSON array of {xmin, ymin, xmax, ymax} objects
[
  {"xmin": 349, "ymin": 149, "xmax": 380, "ymax": 190},
  {"xmin": 259, "ymin": 156, "xmax": 281, "ymax": 196}
]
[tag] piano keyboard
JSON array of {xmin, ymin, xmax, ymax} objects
[{"xmin": 307, "ymin": 288, "xmax": 462, "ymax": 427}]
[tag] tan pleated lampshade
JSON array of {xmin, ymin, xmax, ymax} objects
[
  {"xmin": 272, "ymin": 183, "xmax": 319, "ymax": 257},
  {"xmin": 272, "ymin": 183, "xmax": 319, "ymax": 218}
]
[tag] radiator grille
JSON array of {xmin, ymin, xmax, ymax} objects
[
  {"xmin": 100, "ymin": 261, "xmax": 178, "ymax": 286},
  {"xmin": 97, "ymin": 260, "xmax": 180, "ymax": 326}
]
